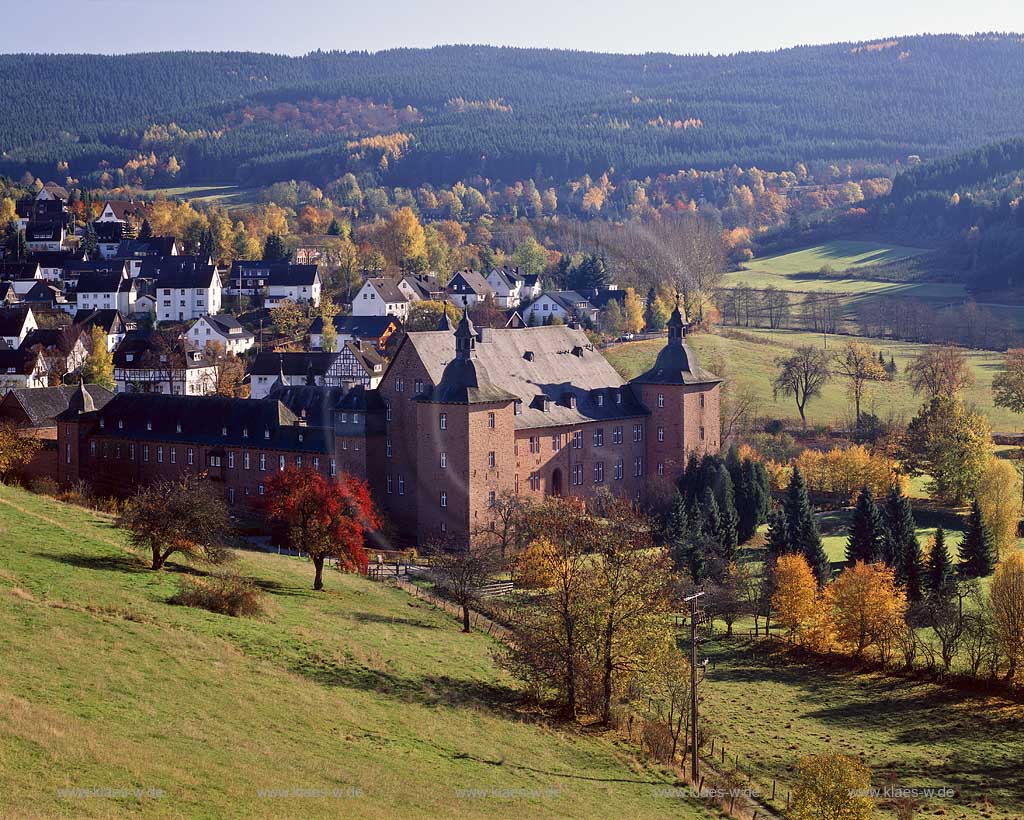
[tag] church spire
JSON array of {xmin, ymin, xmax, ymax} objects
[
  {"xmin": 454, "ymin": 311, "xmax": 476, "ymax": 361},
  {"xmin": 667, "ymin": 293, "xmax": 688, "ymax": 346}
]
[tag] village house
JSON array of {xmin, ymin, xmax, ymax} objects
[
  {"xmin": 154, "ymin": 260, "xmax": 223, "ymax": 322},
  {"xmin": 74, "ymin": 267, "xmax": 137, "ymax": 314},
  {"xmin": 20, "ymin": 327, "xmax": 89, "ymax": 385},
  {"xmin": 28, "ymin": 250, "xmax": 88, "ymax": 282},
  {"xmin": 116, "ymin": 237, "xmax": 180, "ymax": 276},
  {"xmin": 398, "ymin": 273, "xmax": 445, "ymax": 303},
  {"xmin": 0, "ymin": 307, "xmax": 38, "ymax": 348},
  {"xmin": 226, "ymin": 261, "xmax": 322, "ymax": 307},
  {"xmin": 0, "ymin": 348, "xmax": 48, "ymax": 394},
  {"xmin": 248, "ymin": 352, "xmax": 338, "ymax": 399},
  {"xmin": 485, "ymin": 266, "xmax": 542, "ymax": 308},
  {"xmin": 521, "ymin": 290, "xmax": 600, "ymax": 326},
  {"xmin": 73, "ymin": 309, "xmax": 133, "ymax": 352},
  {"xmin": 25, "ymin": 222, "xmax": 66, "ymax": 253},
  {"xmin": 323, "ymin": 340, "xmax": 385, "ymax": 389},
  {"xmin": 22, "ymin": 281, "xmax": 70, "ymax": 313},
  {"xmin": 55, "ymin": 303, "xmax": 721, "ymax": 548},
  {"xmin": 94, "ymin": 221, "xmax": 129, "ymax": 259},
  {"xmin": 0, "ymin": 262, "xmax": 44, "ymax": 297},
  {"xmin": 446, "ymin": 269, "xmax": 494, "ymax": 309},
  {"xmin": 186, "ymin": 314, "xmax": 256, "ymax": 356},
  {"xmin": 352, "ymin": 278, "xmax": 410, "ymax": 320},
  {"xmin": 308, "ymin": 315, "xmax": 400, "ymax": 351},
  {"xmin": 96, "ymin": 200, "xmax": 144, "ymax": 225},
  {"xmin": 113, "ymin": 332, "xmax": 218, "ymax": 396}
]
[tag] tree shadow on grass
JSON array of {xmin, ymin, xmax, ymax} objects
[
  {"xmin": 35, "ymin": 551, "xmax": 210, "ymax": 577},
  {"xmin": 252, "ymin": 577, "xmax": 318, "ymax": 599},
  {"xmin": 352, "ymin": 611, "xmax": 441, "ymax": 630}
]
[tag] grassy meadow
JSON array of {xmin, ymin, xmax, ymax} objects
[
  {"xmin": 738, "ymin": 240, "xmax": 934, "ymax": 277},
  {"xmin": 698, "ymin": 634, "xmax": 1024, "ymax": 820},
  {"xmin": 605, "ymin": 328, "xmax": 1021, "ymax": 431},
  {"xmin": 0, "ymin": 484, "xmax": 713, "ymax": 820}
]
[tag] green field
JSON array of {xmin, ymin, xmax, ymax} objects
[
  {"xmin": 0, "ymin": 485, "xmax": 712, "ymax": 820},
  {"xmin": 739, "ymin": 240, "xmax": 934, "ymax": 278},
  {"xmin": 605, "ymin": 329, "xmax": 1022, "ymax": 431},
  {"xmin": 135, "ymin": 184, "xmax": 258, "ymax": 208},
  {"xmin": 700, "ymin": 634, "xmax": 1024, "ymax": 820}
]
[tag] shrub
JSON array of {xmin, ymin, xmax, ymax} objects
[{"xmin": 170, "ymin": 572, "xmax": 265, "ymax": 617}]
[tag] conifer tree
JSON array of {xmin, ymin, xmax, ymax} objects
[
  {"xmin": 959, "ymin": 499, "xmax": 996, "ymax": 578},
  {"xmin": 139, "ymin": 218, "xmax": 153, "ymax": 240},
  {"xmin": 884, "ymin": 485, "xmax": 923, "ymax": 601},
  {"xmin": 846, "ymin": 485, "xmax": 885, "ymax": 565},
  {"xmin": 784, "ymin": 467, "xmax": 830, "ymax": 585},
  {"xmin": 927, "ymin": 526, "xmax": 955, "ymax": 601},
  {"xmin": 666, "ymin": 493, "xmax": 690, "ymax": 574},
  {"xmin": 765, "ymin": 508, "xmax": 789, "ymax": 562}
]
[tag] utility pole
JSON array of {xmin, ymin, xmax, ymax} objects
[{"xmin": 685, "ymin": 590, "xmax": 705, "ymax": 782}]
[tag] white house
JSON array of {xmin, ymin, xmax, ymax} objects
[
  {"xmin": 25, "ymin": 222, "xmax": 66, "ymax": 253},
  {"xmin": 113, "ymin": 334, "xmax": 218, "ymax": 396},
  {"xmin": 352, "ymin": 278, "xmax": 410, "ymax": 319},
  {"xmin": 227, "ymin": 261, "xmax": 322, "ymax": 307},
  {"xmin": 521, "ymin": 291, "xmax": 600, "ymax": 326},
  {"xmin": 485, "ymin": 266, "xmax": 542, "ymax": 308},
  {"xmin": 0, "ymin": 349, "xmax": 48, "ymax": 394},
  {"xmin": 323, "ymin": 340, "xmax": 385, "ymax": 389},
  {"xmin": 75, "ymin": 267, "xmax": 137, "ymax": 314},
  {"xmin": 154, "ymin": 262, "xmax": 223, "ymax": 323},
  {"xmin": 73, "ymin": 309, "xmax": 132, "ymax": 352},
  {"xmin": 97, "ymin": 201, "xmax": 143, "ymax": 223},
  {"xmin": 0, "ymin": 262, "xmax": 44, "ymax": 296},
  {"xmin": 446, "ymin": 269, "xmax": 494, "ymax": 309},
  {"xmin": 0, "ymin": 307, "xmax": 37, "ymax": 348},
  {"xmin": 29, "ymin": 250, "xmax": 87, "ymax": 282},
  {"xmin": 308, "ymin": 315, "xmax": 401, "ymax": 351},
  {"xmin": 186, "ymin": 314, "xmax": 255, "ymax": 356},
  {"xmin": 248, "ymin": 352, "xmax": 338, "ymax": 399},
  {"xmin": 397, "ymin": 273, "xmax": 444, "ymax": 303}
]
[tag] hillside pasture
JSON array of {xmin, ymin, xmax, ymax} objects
[{"xmin": 604, "ymin": 329, "xmax": 1021, "ymax": 431}]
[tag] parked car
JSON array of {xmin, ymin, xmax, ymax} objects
[{"xmin": 619, "ymin": 332, "xmax": 635, "ymax": 341}]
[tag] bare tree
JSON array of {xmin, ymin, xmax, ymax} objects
[
  {"xmin": 429, "ymin": 536, "xmax": 504, "ymax": 632},
  {"xmin": 773, "ymin": 345, "xmax": 830, "ymax": 428},
  {"xmin": 907, "ymin": 346, "xmax": 975, "ymax": 399}
]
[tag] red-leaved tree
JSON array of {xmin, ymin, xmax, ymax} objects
[{"xmin": 262, "ymin": 467, "xmax": 379, "ymax": 589}]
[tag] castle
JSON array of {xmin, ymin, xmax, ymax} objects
[{"xmin": 57, "ymin": 303, "xmax": 721, "ymax": 547}]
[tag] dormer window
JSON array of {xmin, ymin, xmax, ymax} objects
[
  {"xmin": 514, "ymin": 400, "xmax": 523, "ymax": 416},
  {"xmin": 615, "ymin": 391, "xmax": 622, "ymax": 405},
  {"xmin": 176, "ymin": 422, "xmax": 182, "ymax": 433},
  {"xmin": 118, "ymin": 419, "xmax": 123, "ymax": 429},
  {"xmin": 146, "ymin": 420, "xmax": 152, "ymax": 431},
  {"xmin": 99, "ymin": 418, "xmax": 105, "ymax": 428},
  {"xmin": 597, "ymin": 394, "xmax": 604, "ymax": 407},
  {"xmin": 125, "ymin": 353, "xmax": 134, "ymax": 362},
  {"xmin": 264, "ymin": 429, "xmax": 270, "ymax": 439},
  {"xmin": 222, "ymin": 426, "xmax": 227, "ymax": 436},
  {"xmin": 242, "ymin": 427, "xmax": 248, "ymax": 438}
]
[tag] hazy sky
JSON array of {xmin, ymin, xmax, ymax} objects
[{"xmin": 7, "ymin": 0, "xmax": 1024, "ymax": 55}]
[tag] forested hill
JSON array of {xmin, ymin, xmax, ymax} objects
[{"xmin": 5, "ymin": 35, "xmax": 1024, "ymax": 188}]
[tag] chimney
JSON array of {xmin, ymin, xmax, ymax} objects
[{"xmin": 476, "ymin": 327, "xmax": 487, "ymax": 343}]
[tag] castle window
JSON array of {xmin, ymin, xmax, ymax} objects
[
  {"xmin": 387, "ymin": 475, "xmax": 393, "ymax": 494},
  {"xmin": 700, "ymin": 426, "xmax": 705, "ymax": 440},
  {"xmin": 440, "ymin": 452, "xmax": 447, "ymax": 468},
  {"xmin": 488, "ymin": 491, "xmax": 496, "ymax": 507},
  {"xmin": 415, "ymin": 379, "xmax": 423, "ymax": 394},
  {"xmin": 259, "ymin": 454, "xmax": 266, "ymax": 471},
  {"xmin": 89, "ymin": 441, "xmax": 97, "ymax": 457},
  {"xmin": 552, "ymin": 433, "xmax": 561, "ymax": 450},
  {"xmin": 530, "ymin": 472, "xmax": 540, "ymax": 491},
  {"xmin": 396, "ymin": 377, "xmax": 405, "ymax": 393},
  {"xmin": 228, "ymin": 488, "xmax": 235, "ymax": 505},
  {"xmin": 573, "ymin": 465, "xmax": 583, "ymax": 486},
  {"xmin": 386, "ymin": 439, "xmax": 392, "ymax": 458},
  {"xmin": 209, "ymin": 455, "xmax": 221, "ymax": 468},
  {"xmin": 440, "ymin": 491, "xmax": 447, "ymax": 508},
  {"xmin": 330, "ymin": 459, "xmax": 336, "ymax": 477},
  {"xmin": 295, "ymin": 456, "xmax": 302, "ymax": 468},
  {"xmin": 258, "ymin": 484, "xmax": 264, "ymax": 496},
  {"xmin": 658, "ymin": 427, "xmax": 665, "ymax": 442},
  {"xmin": 243, "ymin": 452, "xmax": 250, "ymax": 470},
  {"xmin": 440, "ymin": 521, "xmax": 447, "ymax": 533},
  {"xmin": 700, "ymin": 394, "xmax": 705, "ymax": 408},
  {"xmin": 633, "ymin": 424, "xmax": 643, "ymax": 442},
  {"xmin": 658, "ymin": 463, "xmax": 665, "ymax": 476},
  {"xmin": 488, "ymin": 451, "xmax": 496, "ymax": 468},
  {"xmin": 614, "ymin": 460, "xmax": 623, "ymax": 480},
  {"xmin": 634, "ymin": 457, "xmax": 644, "ymax": 477},
  {"xmin": 228, "ymin": 452, "xmax": 235, "ymax": 469},
  {"xmin": 593, "ymin": 429, "xmax": 604, "ymax": 447},
  {"xmin": 488, "ymin": 412, "xmax": 495, "ymax": 428},
  {"xmin": 279, "ymin": 456, "xmax": 286, "ymax": 471},
  {"xmin": 398, "ymin": 475, "xmax": 405, "ymax": 495},
  {"xmin": 128, "ymin": 444, "xmax": 136, "ymax": 460},
  {"xmin": 157, "ymin": 446, "xmax": 164, "ymax": 463},
  {"xmin": 187, "ymin": 448, "xmax": 194, "ymax": 466},
  {"xmin": 439, "ymin": 413, "xmax": 447, "ymax": 430},
  {"xmin": 594, "ymin": 462, "xmax": 605, "ymax": 483},
  {"xmin": 613, "ymin": 426, "xmax": 623, "ymax": 444},
  {"xmin": 386, "ymin": 404, "xmax": 392, "ymax": 422},
  {"xmin": 170, "ymin": 447, "xmax": 176, "ymax": 464},
  {"xmin": 572, "ymin": 431, "xmax": 582, "ymax": 449},
  {"xmin": 657, "ymin": 393, "xmax": 664, "ymax": 408}
]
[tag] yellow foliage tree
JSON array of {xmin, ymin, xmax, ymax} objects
[
  {"xmin": 513, "ymin": 537, "xmax": 561, "ymax": 589},
  {"xmin": 791, "ymin": 752, "xmax": 873, "ymax": 820},
  {"xmin": 795, "ymin": 445, "xmax": 904, "ymax": 504},
  {"xmin": 831, "ymin": 561, "xmax": 906, "ymax": 659},
  {"xmin": 623, "ymin": 287, "xmax": 645, "ymax": 334},
  {"xmin": 976, "ymin": 456, "xmax": 1022, "ymax": 561},
  {"xmin": 991, "ymin": 553, "xmax": 1024, "ymax": 681},
  {"xmin": 378, "ymin": 206, "xmax": 427, "ymax": 270},
  {"xmin": 772, "ymin": 554, "xmax": 819, "ymax": 639}
]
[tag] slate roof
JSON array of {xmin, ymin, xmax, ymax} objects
[
  {"xmin": 113, "ymin": 331, "xmax": 210, "ymax": 370},
  {"xmin": 632, "ymin": 305, "xmax": 721, "ymax": 386},
  {"xmin": 73, "ymin": 309, "xmax": 127, "ymax": 334},
  {"xmin": 0, "ymin": 262, "xmax": 41, "ymax": 281},
  {"xmin": 25, "ymin": 222, "xmax": 63, "ymax": 242},
  {"xmin": 0, "ymin": 283, "xmax": 17, "ymax": 303},
  {"xmin": 22, "ymin": 282, "xmax": 64, "ymax": 303},
  {"xmin": 366, "ymin": 277, "xmax": 408, "ymax": 304},
  {"xmin": 93, "ymin": 221, "xmax": 126, "ymax": 243},
  {"xmin": 1, "ymin": 385, "xmax": 113, "ymax": 427},
  {"xmin": 401, "ymin": 324, "xmax": 648, "ymax": 426},
  {"xmin": 344, "ymin": 340, "xmax": 385, "ymax": 375},
  {"xmin": 543, "ymin": 291, "xmax": 597, "ymax": 314},
  {"xmin": 487, "ymin": 266, "xmax": 523, "ymax": 290},
  {"xmin": 201, "ymin": 314, "xmax": 252, "ymax": 337},
  {"xmin": 60, "ymin": 392, "xmax": 331, "ymax": 454},
  {"xmin": 401, "ymin": 273, "xmax": 443, "ymax": 300},
  {"xmin": 0, "ymin": 308, "xmax": 33, "ymax": 338},
  {"xmin": 75, "ymin": 269, "xmax": 129, "ymax": 294},
  {"xmin": 28, "ymin": 250, "xmax": 87, "ymax": 268},
  {"xmin": 101, "ymin": 201, "xmax": 142, "ymax": 221},
  {"xmin": 153, "ymin": 261, "xmax": 219, "ymax": 290},
  {"xmin": 117, "ymin": 237, "xmax": 179, "ymax": 257},
  {"xmin": 250, "ymin": 351, "xmax": 338, "ymax": 378},
  {"xmin": 64, "ymin": 261, "xmax": 129, "ymax": 280},
  {"xmin": 21, "ymin": 327, "xmax": 82, "ymax": 353},
  {"xmin": 0, "ymin": 348, "xmax": 40, "ymax": 375},
  {"xmin": 229, "ymin": 261, "xmax": 319, "ymax": 287},
  {"xmin": 448, "ymin": 269, "xmax": 494, "ymax": 297}
]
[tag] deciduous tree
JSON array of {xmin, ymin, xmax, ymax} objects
[
  {"xmin": 773, "ymin": 346, "xmax": 830, "ymax": 429},
  {"xmin": 831, "ymin": 561, "xmax": 907, "ymax": 659},
  {"xmin": 0, "ymin": 421, "xmax": 42, "ymax": 482},
  {"xmin": 81, "ymin": 326, "xmax": 114, "ymax": 390},
  {"xmin": 990, "ymin": 553, "xmax": 1024, "ymax": 681},
  {"xmin": 772, "ymin": 553, "xmax": 819, "ymax": 639},
  {"xmin": 790, "ymin": 752, "xmax": 873, "ymax": 820},
  {"xmin": 908, "ymin": 345, "xmax": 975, "ymax": 399},
  {"xmin": 833, "ymin": 340, "xmax": 886, "ymax": 425}
]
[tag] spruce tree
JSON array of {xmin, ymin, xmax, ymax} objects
[
  {"xmin": 959, "ymin": 499, "xmax": 996, "ymax": 578},
  {"xmin": 927, "ymin": 526, "xmax": 955, "ymax": 601},
  {"xmin": 765, "ymin": 508, "xmax": 789, "ymax": 562},
  {"xmin": 686, "ymin": 504, "xmax": 707, "ymax": 583},
  {"xmin": 846, "ymin": 485, "xmax": 885, "ymax": 565},
  {"xmin": 884, "ymin": 485, "xmax": 923, "ymax": 601},
  {"xmin": 263, "ymin": 232, "xmax": 288, "ymax": 262},
  {"xmin": 784, "ymin": 467, "xmax": 830, "ymax": 585},
  {"xmin": 665, "ymin": 493, "xmax": 690, "ymax": 574},
  {"xmin": 327, "ymin": 218, "xmax": 342, "ymax": 236},
  {"xmin": 139, "ymin": 218, "xmax": 153, "ymax": 240}
]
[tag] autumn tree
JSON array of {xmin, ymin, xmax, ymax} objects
[
  {"xmin": 269, "ymin": 298, "xmax": 309, "ymax": 341},
  {"xmin": 622, "ymin": 287, "xmax": 645, "ymax": 334},
  {"xmin": 262, "ymin": 468, "xmax": 379, "ymax": 590},
  {"xmin": 118, "ymin": 477, "xmax": 231, "ymax": 570},
  {"xmin": 642, "ymin": 640, "xmax": 691, "ymax": 762},
  {"xmin": 833, "ymin": 341, "xmax": 886, "ymax": 425},
  {"xmin": 430, "ymin": 536, "xmax": 504, "ymax": 632},
  {"xmin": 81, "ymin": 326, "xmax": 115, "ymax": 390},
  {"xmin": 406, "ymin": 300, "xmax": 462, "ymax": 332},
  {"xmin": 908, "ymin": 345, "xmax": 975, "ymax": 399},
  {"xmin": 201, "ymin": 342, "xmax": 246, "ymax": 397},
  {"xmin": 992, "ymin": 347, "xmax": 1024, "ymax": 414},
  {"xmin": 0, "ymin": 421, "xmax": 42, "ymax": 482},
  {"xmin": 990, "ymin": 553, "xmax": 1024, "ymax": 681},
  {"xmin": 831, "ymin": 561, "xmax": 906, "ymax": 660},
  {"xmin": 772, "ymin": 553, "xmax": 819, "ymax": 639},
  {"xmin": 975, "ymin": 456, "xmax": 1022, "ymax": 561},
  {"xmin": 773, "ymin": 346, "xmax": 830, "ymax": 428},
  {"xmin": 378, "ymin": 206, "xmax": 427, "ymax": 270},
  {"xmin": 318, "ymin": 296, "xmax": 340, "ymax": 353},
  {"xmin": 900, "ymin": 397, "xmax": 991, "ymax": 505},
  {"xmin": 510, "ymin": 236, "xmax": 549, "ymax": 276},
  {"xmin": 790, "ymin": 752, "xmax": 873, "ymax": 820}
]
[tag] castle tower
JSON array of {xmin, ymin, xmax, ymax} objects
[{"xmin": 630, "ymin": 297, "xmax": 722, "ymax": 484}]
